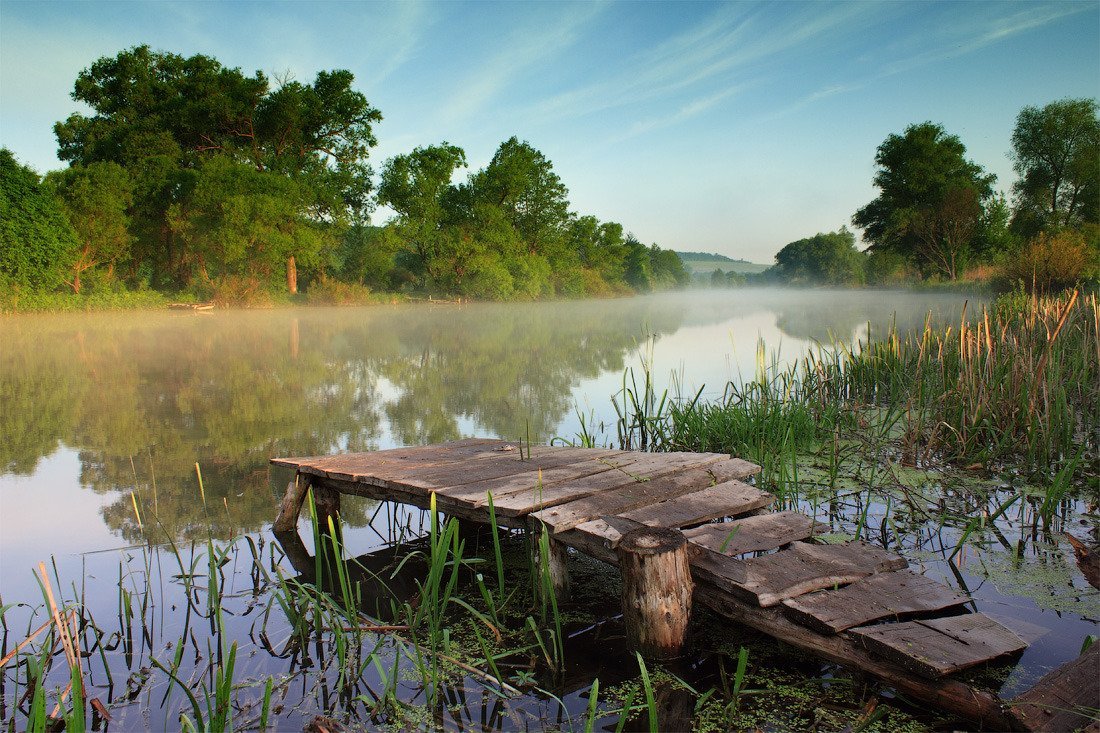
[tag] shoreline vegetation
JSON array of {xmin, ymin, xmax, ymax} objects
[{"xmin": 2, "ymin": 46, "xmax": 1097, "ymax": 313}]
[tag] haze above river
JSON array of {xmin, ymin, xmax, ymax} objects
[{"xmin": 0, "ymin": 289, "xmax": 974, "ymax": 589}]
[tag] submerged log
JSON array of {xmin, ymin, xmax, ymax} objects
[
  {"xmin": 617, "ymin": 526, "xmax": 693, "ymax": 660},
  {"xmin": 273, "ymin": 472, "xmax": 312, "ymax": 532}
]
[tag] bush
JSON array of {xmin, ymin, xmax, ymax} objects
[
  {"xmin": 305, "ymin": 275, "xmax": 376, "ymax": 305},
  {"xmin": 1002, "ymin": 230, "xmax": 1092, "ymax": 293}
]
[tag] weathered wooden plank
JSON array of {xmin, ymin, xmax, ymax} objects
[
  {"xmin": 376, "ymin": 448, "xmax": 613, "ymax": 491},
  {"xmin": 849, "ymin": 613, "xmax": 1027, "ymax": 679},
  {"xmin": 532, "ymin": 459, "xmax": 760, "ymax": 533},
  {"xmin": 781, "ymin": 571, "xmax": 970, "ymax": 634},
  {"xmin": 693, "ymin": 585, "xmax": 1023, "ymax": 731},
  {"xmin": 618, "ymin": 480, "xmax": 774, "ymax": 528},
  {"xmin": 490, "ymin": 452, "xmax": 730, "ymax": 517},
  {"xmin": 435, "ymin": 452, "xmax": 634, "ymax": 506},
  {"xmin": 1010, "ymin": 643, "xmax": 1100, "ymax": 732},
  {"xmin": 558, "ymin": 516, "xmax": 644, "ymax": 564},
  {"xmin": 684, "ymin": 512, "xmax": 819, "ymax": 556},
  {"xmin": 271, "ymin": 438, "xmax": 507, "ymax": 470},
  {"xmin": 692, "ymin": 541, "xmax": 908, "ymax": 607}
]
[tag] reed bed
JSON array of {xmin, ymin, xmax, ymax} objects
[{"xmin": 624, "ymin": 291, "xmax": 1097, "ymax": 483}]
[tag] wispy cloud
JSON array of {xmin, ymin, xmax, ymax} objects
[
  {"xmin": 530, "ymin": 2, "xmax": 871, "ymax": 124},
  {"xmin": 437, "ymin": 2, "xmax": 608, "ymax": 125}
]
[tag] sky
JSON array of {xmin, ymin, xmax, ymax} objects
[{"xmin": 1, "ymin": 1, "xmax": 1097, "ymax": 263}]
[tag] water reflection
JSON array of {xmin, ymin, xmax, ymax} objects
[{"xmin": 0, "ymin": 290, "xmax": 976, "ymax": 549}]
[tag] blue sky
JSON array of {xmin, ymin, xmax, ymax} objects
[{"xmin": 1, "ymin": 1, "xmax": 1097, "ymax": 262}]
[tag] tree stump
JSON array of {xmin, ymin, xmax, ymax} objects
[{"xmin": 616, "ymin": 526, "xmax": 693, "ymax": 660}]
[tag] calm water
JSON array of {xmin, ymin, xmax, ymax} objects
[
  {"xmin": 1, "ymin": 288, "xmax": 1095, "ymax": 730},
  {"xmin": 1, "ymin": 288, "xmax": 971, "ymax": 577}
]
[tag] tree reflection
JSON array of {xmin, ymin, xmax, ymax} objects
[{"xmin": 0, "ymin": 300, "xmax": 686, "ymax": 542}]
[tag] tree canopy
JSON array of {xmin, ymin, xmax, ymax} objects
[
  {"xmin": 772, "ymin": 228, "xmax": 864, "ymax": 285},
  {"xmin": 1010, "ymin": 98, "xmax": 1100, "ymax": 237},
  {"xmin": 0, "ymin": 149, "xmax": 77, "ymax": 291},
  {"xmin": 853, "ymin": 122, "xmax": 995, "ymax": 280}
]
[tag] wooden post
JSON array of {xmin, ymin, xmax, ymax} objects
[
  {"xmin": 535, "ymin": 531, "xmax": 572, "ymax": 602},
  {"xmin": 273, "ymin": 472, "xmax": 312, "ymax": 532},
  {"xmin": 616, "ymin": 526, "xmax": 693, "ymax": 660},
  {"xmin": 313, "ymin": 484, "xmax": 341, "ymax": 535}
]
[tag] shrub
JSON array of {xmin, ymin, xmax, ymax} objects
[
  {"xmin": 305, "ymin": 275, "xmax": 376, "ymax": 305},
  {"xmin": 1003, "ymin": 230, "xmax": 1091, "ymax": 293}
]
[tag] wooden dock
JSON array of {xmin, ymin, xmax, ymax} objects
[{"xmin": 270, "ymin": 438, "xmax": 1089, "ymax": 731}]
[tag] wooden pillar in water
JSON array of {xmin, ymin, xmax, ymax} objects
[
  {"xmin": 616, "ymin": 526, "xmax": 693, "ymax": 660},
  {"xmin": 534, "ymin": 527, "xmax": 572, "ymax": 602},
  {"xmin": 274, "ymin": 472, "xmax": 312, "ymax": 532}
]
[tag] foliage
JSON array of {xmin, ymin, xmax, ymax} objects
[
  {"xmin": 46, "ymin": 161, "xmax": 134, "ymax": 293},
  {"xmin": 853, "ymin": 122, "xmax": 995, "ymax": 280},
  {"xmin": 1010, "ymin": 98, "xmax": 1100, "ymax": 237},
  {"xmin": 54, "ymin": 45, "xmax": 381, "ymax": 290},
  {"xmin": 1002, "ymin": 230, "xmax": 1095, "ymax": 293},
  {"xmin": 0, "ymin": 149, "xmax": 77, "ymax": 291},
  {"xmin": 771, "ymin": 227, "xmax": 865, "ymax": 285}
]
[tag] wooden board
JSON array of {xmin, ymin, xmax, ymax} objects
[
  {"xmin": 849, "ymin": 613, "xmax": 1027, "ymax": 679},
  {"xmin": 618, "ymin": 480, "xmax": 774, "ymax": 528},
  {"xmin": 684, "ymin": 512, "xmax": 819, "ymax": 556},
  {"xmin": 692, "ymin": 541, "xmax": 908, "ymax": 607},
  {"xmin": 488, "ymin": 452, "xmax": 729, "ymax": 517},
  {"xmin": 531, "ymin": 458, "xmax": 760, "ymax": 533},
  {"xmin": 271, "ymin": 437, "xmax": 506, "ymax": 469},
  {"xmin": 375, "ymin": 447, "xmax": 613, "ymax": 490},
  {"xmin": 434, "ymin": 452, "xmax": 640, "ymax": 506},
  {"xmin": 781, "ymin": 571, "xmax": 971, "ymax": 634},
  {"xmin": 693, "ymin": 584, "xmax": 1020, "ymax": 732},
  {"xmin": 1010, "ymin": 643, "xmax": 1100, "ymax": 732}
]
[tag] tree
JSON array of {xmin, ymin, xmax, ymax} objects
[
  {"xmin": 471, "ymin": 137, "xmax": 569, "ymax": 259},
  {"xmin": 853, "ymin": 122, "xmax": 994, "ymax": 279},
  {"xmin": 0, "ymin": 149, "xmax": 76, "ymax": 290},
  {"xmin": 46, "ymin": 162, "xmax": 134, "ymax": 293},
  {"xmin": 622, "ymin": 235, "xmax": 652, "ymax": 291},
  {"xmin": 772, "ymin": 228, "xmax": 865, "ymax": 285},
  {"xmin": 377, "ymin": 143, "xmax": 467, "ymax": 286},
  {"xmin": 54, "ymin": 46, "xmax": 381, "ymax": 289},
  {"xmin": 1010, "ymin": 98, "xmax": 1100, "ymax": 236}
]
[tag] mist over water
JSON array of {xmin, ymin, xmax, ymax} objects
[{"xmin": 0, "ymin": 289, "xmax": 976, "ymax": 576}]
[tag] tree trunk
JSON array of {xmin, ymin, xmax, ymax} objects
[
  {"xmin": 287, "ymin": 255, "xmax": 298, "ymax": 294},
  {"xmin": 616, "ymin": 527, "xmax": 693, "ymax": 660}
]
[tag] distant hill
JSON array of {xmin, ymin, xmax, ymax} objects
[{"xmin": 675, "ymin": 251, "xmax": 770, "ymax": 275}]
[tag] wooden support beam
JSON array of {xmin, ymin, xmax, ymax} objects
[
  {"xmin": 535, "ymin": 534, "xmax": 572, "ymax": 602},
  {"xmin": 273, "ymin": 472, "xmax": 312, "ymax": 532},
  {"xmin": 616, "ymin": 527, "xmax": 693, "ymax": 660}
]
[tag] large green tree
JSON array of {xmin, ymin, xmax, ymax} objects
[
  {"xmin": 46, "ymin": 162, "xmax": 134, "ymax": 293},
  {"xmin": 54, "ymin": 46, "xmax": 381, "ymax": 290},
  {"xmin": 853, "ymin": 122, "xmax": 995, "ymax": 280},
  {"xmin": 1010, "ymin": 98, "xmax": 1099, "ymax": 236},
  {"xmin": 377, "ymin": 143, "xmax": 467, "ymax": 286},
  {"xmin": 0, "ymin": 149, "xmax": 76, "ymax": 291},
  {"xmin": 773, "ymin": 227, "xmax": 865, "ymax": 285}
]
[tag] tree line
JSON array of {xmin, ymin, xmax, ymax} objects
[
  {"xmin": 762, "ymin": 101, "xmax": 1098, "ymax": 292},
  {"xmin": 0, "ymin": 46, "xmax": 689, "ymax": 304}
]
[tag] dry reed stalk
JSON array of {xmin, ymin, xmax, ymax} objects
[
  {"xmin": 0, "ymin": 618, "xmax": 53, "ymax": 668},
  {"xmin": 37, "ymin": 563, "xmax": 84, "ymax": 700}
]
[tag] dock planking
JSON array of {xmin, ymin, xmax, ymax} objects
[
  {"xmin": 531, "ymin": 458, "xmax": 760, "ymax": 533},
  {"xmin": 684, "ymin": 512, "xmax": 819, "ymax": 556},
  {"xmin": 1010, "ymin": 643, "xmax": 1100, "ymax": 733},
  {"xmin": 781, "ymin": 571, "xmax": 971, "ymax": 634},
  {"xmin": 692, "ymin": 540, "xmax": 908, "ymax": 607},
  {"xmin": 272, "ymin": 439, "xmax": 1041, "ymax": 729},
  {"xmin": 849, "ymin": 613, "xmax": 1027, "ymax": 678}
]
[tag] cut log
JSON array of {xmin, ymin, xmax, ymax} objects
[
  {"xmin": 849, "ymin": 613, "xmax": 1027, "ymax": 679},
  {"xmin": 782, "ymin": 571, "xmax": 970, "ymax": 634},
  {"xmin": 617, "ymin": 527, "xmax": 693, "ymax": 660}
]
